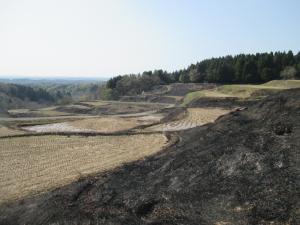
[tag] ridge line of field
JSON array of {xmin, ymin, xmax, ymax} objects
[{"xmin": 0, "ymin": 130, "xmax": 166, "ymax": 139}]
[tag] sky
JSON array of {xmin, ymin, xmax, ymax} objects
[{"xmin": 0, "ymin": 0, "xmax": 299, "ymax": 78}]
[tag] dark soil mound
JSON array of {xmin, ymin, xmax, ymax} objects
[
  {"xmin": 158, "ymin": 107, "xmax": 187, "ymax": 123},
  {"xmin": 164, "ymin": 83, "xmax": 216, "ymax": 96},
  {"xmin": 1, "ymin": 89, "xmax": 300, "ymax": 225},
  {"xmin": 91, "ymin": 103, "xmax": 163, "ymax": 115},
  {"xmin": 0, "ymin": 109, "xmax": 8, "ymax": 117},
  {"xmin": 145, "ymin": 83, "xmax": 216, "ymax": 96},
  {"xmin": 56, "ymin": 105, "xmax": 93, "ymax": 114},
  {"xmin": 121, "ymin": 95, "xmax": 177, "ymax": 104},
  {"xmin": 188, "ymin": 96, "xmax": 257, "ymax": 109}
]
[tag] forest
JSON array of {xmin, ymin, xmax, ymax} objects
[
  {"xmin": 2, "ymin": 51, "xmax": 300, "ymax": 104},
  {"xmin": 106, "ymin": 51, "xmax": 300, "ymax": 98},
  {"xmin": 0, "ymin": 82, "xmax": 104, "ymax": 111}
]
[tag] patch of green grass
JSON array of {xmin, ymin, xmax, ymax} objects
[
  {"xmin": 182, "ymin": 80, "xmax": 300, "ymax": 105},
  {"xmin": 183, "ymin": 91, "xmax": 205, "ymax": 105},
  {"xmin": 262, "ymin": 80, "xmax": 300, "ymax": 88},
  {"xmin": 216, "ymin": 84, "xmax": 280, "ymax": 98}
]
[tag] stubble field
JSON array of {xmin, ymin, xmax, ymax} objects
[
  {"xmin": 147, "ymin": 108, "xmax": 229, "ymax": 131},
  {"xmin": 0, "ymin": 134, "xmax": 167, "ymax": 203},
  {"xmin": 23, "ymin": 117, "xmax": 143, "ymax": 133}
]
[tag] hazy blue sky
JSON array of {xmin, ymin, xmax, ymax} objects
[{"xmin": 0, "ymin": 0, "xmax": 299, "ymax": 77}]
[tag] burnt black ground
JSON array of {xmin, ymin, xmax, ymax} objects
[
  {"xmin": 1, "ymin": 89, "xmax": 300, "ymax": 225},
  {"xmin": 187, "ymin": 96, "xmax": 257, "ymax": 109}
]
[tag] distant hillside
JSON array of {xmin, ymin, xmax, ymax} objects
[
  {"xmin": 38, "ymin": 82, "xmax": 104, "ymax": 102},
  {"xmin": 0, "ymin": 77, "xmax": 107, "ymax": 85},
  {"xmin": 0, "ymin": 80, "xmax": 106, "ymax": 112},
  {"xmin": 0, "ymin": 83, "xmax": 55, "ymax": 112}
]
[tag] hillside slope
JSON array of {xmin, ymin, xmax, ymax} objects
[
  {"xmin": 184, "ymin": 80, "xmax": 300, "ymax": 108},
  {"xmin": 1, "ymin": 89, "xmax": 299, "ymax": 225}
]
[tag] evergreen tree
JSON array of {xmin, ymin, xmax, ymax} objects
[
  {"xmin": 242, "ymin": 60, "xmax": 260, "ymax": 83},
  {"xmin": 261, "ymin": 68, "xmax": 274, "ymax": 81},
  {"xmin": 179, "ymin": 73, "xmax": 190, "ymax": 83}
]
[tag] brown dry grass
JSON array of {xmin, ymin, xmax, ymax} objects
[
  {"xmin": 148, "ymin": 108, "xmax": 229, "ymax": 131},
  {"xmin": 0, "ymin": 126, "xmax": 25, "ymax": 137},
  {"xmin": 37, "ymin": 107, "xmax": 73, "ymax": 116},
  {"xmin": 0, "ymin": 134, "xmax": 167, "ymax": 203},
  {"xmin": 8, "ymin": 107, "xmax": 72, "ymax": 117}
]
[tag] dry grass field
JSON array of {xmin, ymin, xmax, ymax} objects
[
  {"xmin": 0, "ymin": 134, "xmax": 167, "ymax": 203},
  {"xmin": 8, "ymin": 107, "xmax": 72, "ymax": 117},
  {"xmin": 80, "ymin": 101, "xmax": 109, "ymax": 106},
  {"xmin": 69, "ymin": 117, "xmax": 142, "ymax": 132},
  {"xmin": 23, "ymin": 117, "xmax": 145, "ymax": 133},
  {"xmin": 147, "ymin": 108, "xmax": 229, "ymax": 131},
  {"xmin": 0, "ymin": 126, "xmax": 25, "ymax": 137},
  {"xmin": 36, "ymin": 106, "xmax": 73, "ymax": 116}
]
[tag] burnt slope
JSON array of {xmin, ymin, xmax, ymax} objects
[{"xmin": 1, "ymin": 89, "xmax": 300, "ymax": 225}]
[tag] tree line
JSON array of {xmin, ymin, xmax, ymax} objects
[{"xmin": 104, "ymin": 51, "xmax": 300, "ymax": 99}]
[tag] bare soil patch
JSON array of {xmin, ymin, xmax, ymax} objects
[
  {"xmin": 22, "ymin": 122, "xmax": 92, "ymax": 133},
  {"xmin": 22, "ymin": 116, "xmax": 151, "ymax": 133},
  {"xmin": 69, "ymin": 117, "xmax": 142, "ymax": 133}
]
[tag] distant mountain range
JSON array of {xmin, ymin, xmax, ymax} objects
[
  {"xmin": 0, "ymin": 78, "xmax": 106, "ymax": 113},
  {"xmin": 0, "ymin": 77, "xmax": 109, "ymax": 85}
]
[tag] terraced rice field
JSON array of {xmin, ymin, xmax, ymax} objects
[
  {"xmin": 0, "ymin": 126, "xmax": 25, "ymax": 137},
  {"xmin": 23, "ymin": 117, "xmax": 143, "ymax": 133},
  {"xmin": 8, "ymin": 107, "xmax": 72, "ymax": 117},
  {"xmin": 70, "ymin": 117, "xmax": 142, "ymax": 132},
  {"xmin": 147, "ymin": 108, "xmax": 229, "ymax": 131},
  {"xmin": 23, "ymin": 122, "xmax": 93, "ymax": 133},
  {"xmin": 36, "ymin": 107, "xmax": 73, "ymax": 116},
  {"xmin": 80, "ymin": 101, "xmax": 109, "ymax": 106},
  {"xmin": 0, "ymin": 134, "xmax": 167, "ymax": 202}
]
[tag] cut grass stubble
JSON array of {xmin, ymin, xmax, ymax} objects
[{"xmin": 0, "ymin": 134, "xmax": 167, "ymax": 203}]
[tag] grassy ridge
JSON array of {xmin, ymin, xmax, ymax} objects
[{"xmin": 183, "ymin": 80, "xmax": 300, "ymax": 105}]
